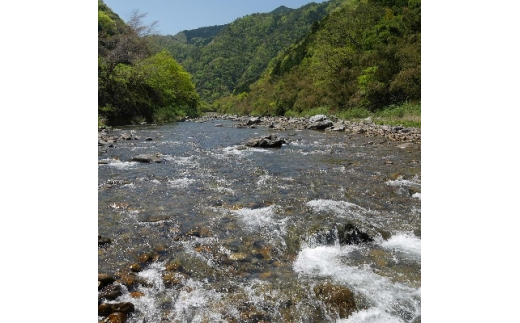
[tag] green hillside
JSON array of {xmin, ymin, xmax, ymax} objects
[
  {"xmin": 98, "ymin": 0, "xmax": 200, "ymax": 126},
  {"xmin": 99, "ymin": 0, "xmax": 421, "ymax": 127},
  {"xmin": 214, "ymin": 0, "xmax": 421, "ymax": 121},
  {"xmin": 150, "ymin": 0, "xmax": 344, "ymax": 106}
]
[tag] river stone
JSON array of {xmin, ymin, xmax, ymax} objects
[
  {"xmin": 137, "ymin": 252, "xmax": 158, "ymax": 264},
  {"xmin": 246, "ymin": 117, "xmax": 261, "ymax": 125},
  {"xmin": 314, "ymin": 283, "xmax": 356, "ymax": 319},
  {"xmin": 245, "ymin": 134, "xmax": 286, "ymax": 148},
  {"xmin": 336, "ymin": 223, "xmax": 374, "ymax": 245},
  {"xmin": 329, "ymin": 123, "xmax": 346, "ymax": 131},
  {"xmin": 129, "ymin": 263, "xmax": 142, "ymax": 273},
  {"xmin": 307, "ymin": 120, "xmax": 333, "ymax": 130},
  {"xmin": 117, "ymin": 272, "xmax": 138, "ymax": 289},
  {"xmin": 98, "ymin": 273, "xmax": 116, "ymax": 290},
  {"xmin": 99, "ymin": 235, "xmax": 112, "ymax": 247},
  {"xmin": 98, "ymin": 302, "xmax": 135, "ymax": 317},
  {"xmin": 309, "ymin": 115, "xmax": 327, "ymax": 123},
  {"xmin": 165, "ymin": 260, "xmax": 183, "ymax": 272},
  {"xmin": 130, "ymin": 291, "xmax": 145, "ymax": 298},
  {"xmin": 104, "ymin": 312, "xmax": 127, "ymax": 323},
  {"xmin": 314, "ymin": 223, "xmax": 373, "ymax": 245},
  {"xmin": 163, "ymin": 272, "xmax": 188, "ymax": 287},
  {"xmin": 131, "ymin": 154, "xmax": 163, "ymax": 163},
  {"xmin": 99, "ymin": 284, "xmax": 123, "ymax": 301},
  {"xmin": 229, "ymin": 252, "xmax": 249, "ymax": 262}
]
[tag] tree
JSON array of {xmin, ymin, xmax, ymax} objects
[{"xmin": 98, "ymin": 2, "xmax": 199, "ymax": 125}]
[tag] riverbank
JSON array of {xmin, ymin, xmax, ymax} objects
[{"xmin": 186, "ymin": 113, "xmax": 421, "ymax": 143}]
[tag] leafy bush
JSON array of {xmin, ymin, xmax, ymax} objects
[{"xmin": 98, "ymin": 2, "xmax": 200, "ymax": 126}]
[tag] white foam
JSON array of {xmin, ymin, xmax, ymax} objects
[
  {"xmin": 164, "ymin": 155, "xmax": 198, "ymax": 167},
  {"xmin": 168, "ymin": 177, "xmax": 196, "ymax": 188},
  {"xmin": 256, "ymin": 174, "xmax": 272, "ymax": 188},
  {"xmin": 294, "ymin": 245, "xmax": 420, "ymax": 322},
  {"xmin": 338, "ymin": 307, "xmax": 406, "ymax": 323},
  {"xmin": 222, "ymin": 146, "xmax": 241, "ymax": 154},
  {"xmin": 232, "ymin": 206, "xmax": 288, "ymax": 246},
  {"xmin": 214, "ymin": 186, "xmax": 235, "ymax": 195},
  {"xmin": 171, "ymin": 279, "xmax": 225, "ymax": 321},
  {"xmin": 306, "ymin": 199, "xmax": 362, "ymax": 216},
  {"xmin": 382, "ymin": 233, "xmax": 421, "ymax": 256},
  {"xmin": 385, "ymin": 175, "xmax": 421, "ymax": 188},
  {"xmin": 105, "ymin": 159, "xmax": 138, "ymax": 169},
  {"xmin": 137, "ymin": 263, "xmax": 167, "ymax": 292},
  {"xmin": 233, "ymin": 206, "xmax": 281, "ymax": 231},
  {"xmin": 206, "ymin": 177, "xmax": 236, "ymax": 195},
  {"xmin": 115, "ymin": 262, "xmax": 169, "ymax": 322},
  {"xmin": 412, "ymin": 193, "xmax": 421, "ymax": 199}
]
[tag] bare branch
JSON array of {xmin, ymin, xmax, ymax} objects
[{"xmin": 127, "ymin": 10, "xmax": 159, "ymax": 37}]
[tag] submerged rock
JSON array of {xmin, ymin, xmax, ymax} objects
[
  {"xmin": 314, "ymin": 283, "xmax": 356, "ymax": 319},
  {"xmin": 336, "ymin": 223, "xmax": 373, "ymax": 245},
  {"xmin": 98, "ymin": 273, "xmax": 116, "ymax": 290},
  {"xmin": 98, "ymin": 235, "xmax": 112, "ymax": 247},
  {"xmin": 99, "ymin": 284, "xmax": 124, "ymax": 301},
  {"xmin": 130, "ymin": 153, "xmax": 163, "ymax": 163},
  {"xmin": 137, "ymin": 252, "xmax": 159, "ymax": 264},
  {"xmin": 313, "ymin": 222, "xmax": 373, "ymax": 245},
  {"xmin": 98, "ymin": 302, "xmax": 135, "ymax": 317},
  {"xmin": 104, "ymin": 312, "xmax": 127, "ymax": 323}
]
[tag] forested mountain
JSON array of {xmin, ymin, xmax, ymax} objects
[
  {"xmin": 98, "ymin": 1, "xmax": 199, "ymax": 126},
  {"xmin": 99, "ymin": 0, "xmax": 420, "ymax": 125},
  {"xmin": 214, "ymin": 0, "xmax": 421, "ymax": 116},
  {"xmin": 150, "ymin": 0, "xmax": 344, "ymax": 106}
]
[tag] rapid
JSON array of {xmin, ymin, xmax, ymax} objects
[{"xmin": 98, "ymin": 117, "xmax": 421, "ymax": 322}]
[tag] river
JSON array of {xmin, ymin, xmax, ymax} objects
[{"xmin": 98, "ymin": 118, "xmax": 421, "ymax": 322}]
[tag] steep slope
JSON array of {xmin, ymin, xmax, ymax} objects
[
  {"xmin": 151, "ymin": 0, "xmax": 344, "ymax": 105},
  {"xmin": 215, "ymin": 0, "xmax": 421, "ymax": 115},
  {"xmin": 98, "ymin": 0, "xmax": 199, "ymax": 126}
]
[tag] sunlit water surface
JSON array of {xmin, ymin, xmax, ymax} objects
[{"xmin": 99, "ymin": 120, "xmax": 421, "ymax": 322}]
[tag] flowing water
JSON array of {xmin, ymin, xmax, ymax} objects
[{"xmin": 98, "ymin": 119, "xmax": 421, "ymax": 323}]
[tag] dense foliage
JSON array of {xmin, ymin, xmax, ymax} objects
[
  {"xmin": 214, "ymin": 0, "xmax": 421, "ymax": 116},
  {"xmin": 99, "ymin": 0, "xmax": 420, "ymax": 125},
  {"xmin": 98, "ymin": 1, "xmax": 199, "ymax": 126},
  {"xmin": 150, "ymin": 0, "xmax": 344, "ymax": 106}
]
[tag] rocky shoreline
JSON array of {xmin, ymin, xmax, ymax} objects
[{"xmin": 186, "ymin": 113, "xmax": 421, "ymax": 143}]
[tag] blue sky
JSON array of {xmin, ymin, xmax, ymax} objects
[{"xmin": 103, "ymin": 0, "xmax": 328, "ymax": 35}]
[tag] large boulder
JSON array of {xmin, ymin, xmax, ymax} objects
[
  {"xmin": 309, "ymin": 115, "xmax": 327, "ymax": 123},
  {"xmin": 307, "ymin": 120, "xmax": 333, "ymax": 130},
  {"xmin": 246, "ymin": 117, "xmax": 262, "ymax": 125},
  {"xmin": 130, "ymin": 154, "xmax": 163, "ymax": 163},
  {"xmin": 98, "ymin": 302, "xmax": 135, "ymax": 317},
  {"xmin": 245, "ymin": 135, "xmax": 286, "ymax": 148}
]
